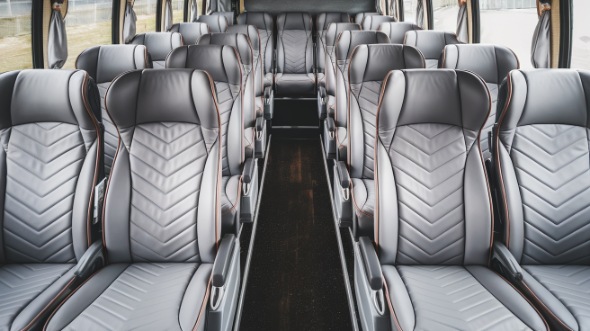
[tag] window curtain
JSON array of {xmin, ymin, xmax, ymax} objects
[
  {"xmin": 531, "ymin": 2, "xmax": 551, "ymax": 68},
  {"xmin": 164, "ymin": 0, "xmax": 173, "ymax": 31},
  {"xmin": 456, "ymin": 0, "xmax": 468, "ymax": 43},
  {"xmin": 123, "ymin": 0, "xmax": 137, "ymax": 44},
  {"xmin": 416, "ymin": 0, "xmax": 424, "ymax": 28},
  {"xmin": 47, "ymin": 1, "xmax": 67, "ymax": 69},
  {"xmin": 191, "ymin": 0, "xmax": 198, "ymax": 22},
  {"xmin": 206, "ymin": 0, "xmax": 231, "ymax": 14}
]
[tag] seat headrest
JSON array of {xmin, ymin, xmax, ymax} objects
[
  {"xmin": 129, "ymin": 32, "xmax": 183, "ymax": 61},
  {"xmin": 198, "ymin": 15, "xmax": 229, "ymax": 32},
  {"xmin": 198, "ymin": 33, "xmax": 253, "ymax": 66},
  {"xmin": 498, "ymin": 69, "xmax": 590, "ymax": 128},
  {"xmin": 325, "ymin": 23, "xmax": 361, "ymax": 46},
  {"xmin": 166, "ymin": 45, "xmax": 242, "ymax": 86},
  {"xmin": 349, "ymin": 44, "xmax": 425, "ymax": 83},
  {"xmin": 277, "ymin": 12, "xmax": 312, "ymax": 31},
  {"xmin": 237, "ymin": 12, "xmax": 274, "ymax": 31},
  {"xmin": 404, "ymin": 30, "xmax": 461, "ymax": 59},
  {"xmin": 169, "ymin": 22, "xmax": 210, "ymax": 44},
  {"xmin": 441, "ymin": 44, "xmax": 519, "ymax": 84},
  {"xmin": 378, "ymin": 69, "xmax": 490, "ymax": 133},
  {"xmin": 227, "ymin": 25, "xmax": 260, "ymax": 53},
  {"xmin": 335, "ymin": 30, "xmax": 390, "ymax": 61},
  {"xmin": 76, "ymin": 45, "xmax": 152, "ymax": 84},
  {"xmin": 211, "ymin": 11, "xmax": 235, "ymax": 25},
  {"xmin": 0, "ymin": 69, "xmax": 99, "ymax": 129},
  {"xmin": 106, "ymin": 69, "xmax": 219, "ymax": 129},
  {"xmin": 315, "ymin": 12, "xmax": 351, "ymax": 32},
  {"xmin": 361, "ymin": 15, "xmax": 396, "ymax": 31},
  {"xmin": 354, "ymin": 12, "xmax": 378, "ymax": 24},
  {"xmin": 378, "ymin": 22, "xmax": 421, "ymax": 44}
]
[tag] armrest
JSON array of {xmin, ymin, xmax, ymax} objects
[
  {"xmin": 255, "ymin": 116, "xmax": 265, "ymax": 139},
  {"xmin": 264, "ymin": 86, "xmax": 274, "ymax": 120},
  {"xmin": 335, "ymin": 161, "xmax": 350, "ymax": 189},
  {"xmin": 93, "ymin": 178, "xmax": 106, "ymax": 225},
  {"xmin": 242, "ymin": 158, "xmax": 256, "ymax": 185},
  {"xmin": 75, "ymin": 241, "xmax": 104, "ymax": 279},
  {"xmin": 359, "ymin": 237, "xmax": 383, "ymax": 291},
  {"xmin": 317, "ymin": 87, "xmax": 327, "ymax": 119},
  {"xmin": 492, "ymin": 242, "xmax": 523, "ymax": 281},
  {"xmin": 212, "ymin": 234, "xmax": 237, "ymax": 288},
  {"xmin": 325, "ymin": 117, "xmax": 336, "ymax": 137}
]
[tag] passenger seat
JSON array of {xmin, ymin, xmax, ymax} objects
[
  {"xmin": 237, "ymin": 12, "xmax": 275, "ymax": 91},
  {"xmin": 354, "ymin": 12, "xmax": 378, "ymax": 24},
  {"xmin": 211, "ymin": 11, "xmax": 235, "ymax": 25},
  {"xmin": 76, "ymin": 45, "xmax": 152, "ymax": 175},
  {"xmin": 128, "ymin": 32, "xmax": 182, "ymax": 68},
  {"xmin": 315, "ymin": 12, "xmax": 351, "ymax": 88},
  {"xmin": 198, "ymin": 14, "xmax": 229, "ymax": 32},
  {"xmin": 378, "ymin": 21, "xmax": 421, "ymax": 43},
  {"xmin": 404, "ymin": 30, "xmax": 462, "ymax": 68},
  {"xmin": 169, "ymin": 22, "xmax": 210, "ymax": 44},
  {"xmin": 275, "ymin": 12, "xmax": 316, "ymax": 97},
  {"xmin": 360, "ymin": 15, "xmax": 396, "ymax": 31}
]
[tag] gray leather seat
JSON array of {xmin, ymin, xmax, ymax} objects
[
  {"xmin": 169, "ymin": 22, "xmax": 210, "ymax": 44},
  {"xmin": 404, "ymin": 30, "xmax": 461, "ymax": 68},
  {"xmin": 211, "ymin": 11, "xmax": 235, "ymax": 25},
  {"xmin": 494, "ymin": 69, "xmax": 590, "ymax": 331},
  {"xmin": 361, "ymin": 15, "xmax": 396, "ymax": 31},
  {"xmin": 166, "ymin": 45, "xmax": 244, "ymax": 229},
  {"xmin": 333, "ymin": 44, "xmax": 424, "ymax": 233},
  {"xmin": 354, "ymin": 12, "xmax": 378, "ymax": 24},
  {"xmin": 275, "ymin": 12, "xmax": 316, "ymax": 97},
  {"xmin": 440, "ymin": 44, "xmax": 519, "ymax": 159},
  {"xmin": 0, "ymin": 69, "xmax": 102, "ymax": 331},
  {"xmin": 44, "ymin": 69, "xmax": 241, "ymax": 331},
  {"xmin": 317, "ymin": 22, "xmax": 360, "ymax": 120},
  {"xmin": 237, "ymin": 12, "xmax": 275, "ymax": 89},
  {"xmin": 76, "ymin": 45, "xmax": 152, "ymax": 175},
  {"xmin": 354, "ymin": 69, "xmax": 548, "ymax": 331},
  {"xmin": 315, "ymin": 12, "xmax": 351, "ymax": 88},
  {"xmin": 198, "ymin": 14, "xmax": 229, "ymax": 32},
  {"xmin": 377, "ymin": 22, "xmax": 421, "ymax": 43},
  {"xmin": 129, "ymin": 32, "xmax": 183, "ymax": 68}
]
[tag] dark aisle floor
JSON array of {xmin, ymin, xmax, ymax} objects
[{"xmin": 239, "ymin": 135, "xmax": 352, "ymax": 331}]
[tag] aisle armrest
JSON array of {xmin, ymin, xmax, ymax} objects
[{"xmin": 359, "ymin": 237, "xmax": 383, "ymax": 291}]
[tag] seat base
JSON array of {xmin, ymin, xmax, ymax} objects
[{"xmin": 274, "ymin": 73, "xmax": 316, "ymax": 97}]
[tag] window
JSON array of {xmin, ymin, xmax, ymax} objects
[
  {"xmin": 135, "ymin": 0, "xmax": 158, "ymax": 34},
  {"xmin": 571, "ymin": 0, "xmax": 590, "ymax": 69},
  {"xmin": 172, "ymin": 0, "xmax": 184, "ymax": 24},
  {"xmin": 0, "ymin": 0, "xmax": 33, "ymax": 72},
  {"xmin": 433, "ymin": 0, "xmax": 459, "ymax": 33},
  {"xmin": 403, "ymin": 0, "xmax": 425, "ymax": 27},
  {"xmin": 479, "ymin": 0, "xmax": 537, "ymax": 68},
  {"xmin": 63, "ymin": 0, "xmax": 113, "ymax": 69}
]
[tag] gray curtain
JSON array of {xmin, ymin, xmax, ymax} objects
[
  {"xmin": 191, "ymin": 0, "xmax": 199, "ymax": 22},
  {"xmin": 164, "ymin": 0, "xmax": 173, "ymax": 31},
  {"xmin": 531, "ymin": 8, "xmax": 551, "ymax": 68},
  {"xmin": 48, "ymin": 2, "xmax": 67, "ymax": 69},
  {"xmin": 206, "ymin": 0, "xmax": 231, "ymax": 14},
  {"xmin": 416, "ymin": 0, "xmax": 424, "ymax": 28},
  {"xmin": 456, "ymin": 2, "xmax": 468, "ymax": 43},
  {"xmin": 123, "ymin": 1, "xmax": 137, "ymax": 44},
  {"xmin": 389, "ymin": 0, "xmax": 398, "ymax": 21}
]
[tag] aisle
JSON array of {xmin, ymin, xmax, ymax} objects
[{"xmin": 239, "ymin": 134, "xmax": 353, "ymax": 331}]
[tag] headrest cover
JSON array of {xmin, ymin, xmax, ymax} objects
[
  {"xmin": 169, "ymin": 22, "xmax": 210, "ymax": 44},
  {"xmin": 335, "ymin": 30, "xmax": 390, "ymax": 61},
  {"xmin": 361, "ymin": 15, "xmax": 396, "ymax": 31},
  {"xmin": 0, "ymin": 69, "xmax": 99, "ymax": 129},
  {"xmin": 211, "ymin": 11, "xmax": 235, "ymax": 25},
  {"xmin": 106, "ymin": 69, "xmax": 219, "ymax": 129},
  {"xmin": 378, "ymin": 22, "xmax": 421, "ymax": 44},
  {"xmin": 130, "ymin": 32, "xmax": 183, "ymax": 61},
  {"xmin": 166, "ymin": 45, "xmax": 242, "ymax": 86},
  {"xmin": 354, "ymin": 12, "xmax": 378, "ymax": 24},
  {"xmin": 237, "ymin": 12, "xmax": 274, "ymax": 31},
  {"xmin": 378, "ymin": 69, "xmax": 490, "ymax": 133},
  {"xmin": 277, "ymin": 12, "xmax": 312, "ymax": 31},
  {"xmin": 349, "ymin": 44, "xmax": 425, "ymax": 83},
  {"xmin": 227, "ymin": 25, "xmax": 260, "ymax": 53},
  {"xmin": 499, "ymin": 69, "xmax": 590, "ymax": 128},
  {"xmin": 325, "ymin": 23, "xmax": 361, "ymax": 46},
  {"xmin": 198, "ymin": 33, "xmax": 253, "ymax": 65},
  {"xmin": 198, "ymin": 15, "xmax": 229, "ymax": 32},
  {"xmin": 404, "ymin": 31, "xmax": 461, "ymax": 59},
  {"xmin": 76, "ymin": 45, "xmax": 152, "ymax": 84},
  {"xmin": 441, "ymin": 44, "xmax": 519, "ymax": 84},
  {"xmin": 316, "ymin": 12, "xmax": 351, "ymax": 31}
]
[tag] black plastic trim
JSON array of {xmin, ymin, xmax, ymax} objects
[
  {"xmin": 559, "ymin": 0, "xmax": 572, "ymax": 68},
  {"xmin": 31, "ymin": 0, "xmax": 44, "ymax": 68},
  {"xmin": 471, "ymin": 0, "xmax": 480, "ymax": 43}
]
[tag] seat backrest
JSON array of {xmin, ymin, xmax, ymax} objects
[
  {"xmin": 169, "ymin": 22, "xmax": 210, "ymax": 44},
  {"xmin": 198, "ymin": 14, "xmax": 229, "ymax": 32},
  {"xmin": 316, "ymin": 13, "xmax": 351, "ymax": 74},
  {"xmin": 228, "ymin": 24, "xmax": 264, "ymax": 98},
  {"xmin": 361, "ymin": 15, "xmax": 396, "ymax": 31},
  {"xmin": 324, "ymin": 23, "xmax": 361, "ymax": 97},
  {"xmin": 166, "ymin": 45, "xmax": 243, "ymax": 179},
  {"xmin": 378, "ymin": 22, "xmax": 421, "ymax": 43},
  {"xmin": 0, "ymin": 69, "xmax": 101, "ymax": 264},
  {"xmin": 237, "ymin": 12, "xmax": 275, "ymax": 79},
  {"xmin": 276, "ymin": 12, "xmax": 313, "ymax": 74},
  {"xmin": 211, "ymin": 11, "xmax": 235, "ymax": 25},
  {"xmin": 495, "ymin": 69, "xmax": 590, "ymax": 265},
  {"xmin": 404, "ymin": 30, "xmax": 461, "ymax": 68},
  {"xmin": 376, "ymin": 69, "xmax": 491, "ymax": 266},
  {"xmin": 76, "ymin": 45, "xmax": 152, "ymax": 175},
  {"xmin": 104, "ymin": 69, "xmax": 221, "ymax": 264},
  {"xmin": 129, "ymin": 32, "xmax": 183, "ymax": 68},
  {"xmin": 348, "ymin": 45, "xmax": 425, "ymax": 181},
  {"xmin": 441, "ymin": 44, "xmax": 519, "ymax": 159},
  {"xmin": 354, "ymin": 12, "xmax": 378, "ymax": 24}
]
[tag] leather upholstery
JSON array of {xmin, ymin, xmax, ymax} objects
[
  {"xmin": 76, "ymin": 45, "xmax": 152, "ymax": 175},
  {"xmin": 129, "ymin": 32, "xmax": 183, "ymax": 68},
  {"xmin": 212, "ymin": 11, "xmax": 235, "ymax": 25},
  {"xmin": 347, "ymin": 45, "xmax": 424, "ymax": 235},
  {"xmin": 373, "ymin": 69, "xmax": 547, "ymax": 331},
  {"xmin": 275, "ymin": 12, "xmax": 315, "ymax": 96},
  {"xmin": 198, "ymin": 14, "xmax": 229, "ymax": 32},
  {"xmin": 495, "ymin": 69, "xmax": 590, "ymax": 331},
  {"xmin": 0, "ymin": 69, "xmax": 100, "ymax": 330},
  {"xmin": 315, "ymin": 12, "xmax": 351, "ymax": 86},
  {"xmin": 404, "ymin": 30, "xmax": 461, "ymax": 68},
  {"xmin": 360, "ymin": 15, "xmax": 396, "ymax": 31},
  {"xmin": 169, "ymin": 22, "xmax": 210, "ymax": 44},
  {"xmin": 441, "ymin": 44, "xmax": 519, "ymax": 159},
  {"xmin": 354, "ymin": 12, "xmax": 378, "ymax": 24},
  {"xmin": 237, "ymin": 12, "xmax": 275, "ymax": 87},
  {"xmin": 166, "ymin": 44, "xmax": 244, "ymax": 229},
  {"xmin": 377, "ymin": 22, "xmax": 421, "ymax": 43}
]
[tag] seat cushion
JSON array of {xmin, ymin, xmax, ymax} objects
[
  {"xmin": 383, "ymin": 265, "xmax": 548, "ymax": 331},
  {"xmin": 222, "ymin": 175, "xmax": 241, "ymax": 225},
  {"xmin": 522, "ymin": 265, "xmax": 590, "ymax": 331},
  {"xmin": 45, "ymin": 263, "xmax": 212, "ymax": 331},
  {"xmin": 351, "ymin": 178, "xmax": 375, "ymax": 234},
  {"xmin": 0, "ymin": 264, "xmax": 75, "ymax": 331},
  {"xmin": 274, "ymin": 73, "xmax": 316, "ymax": 97}
]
